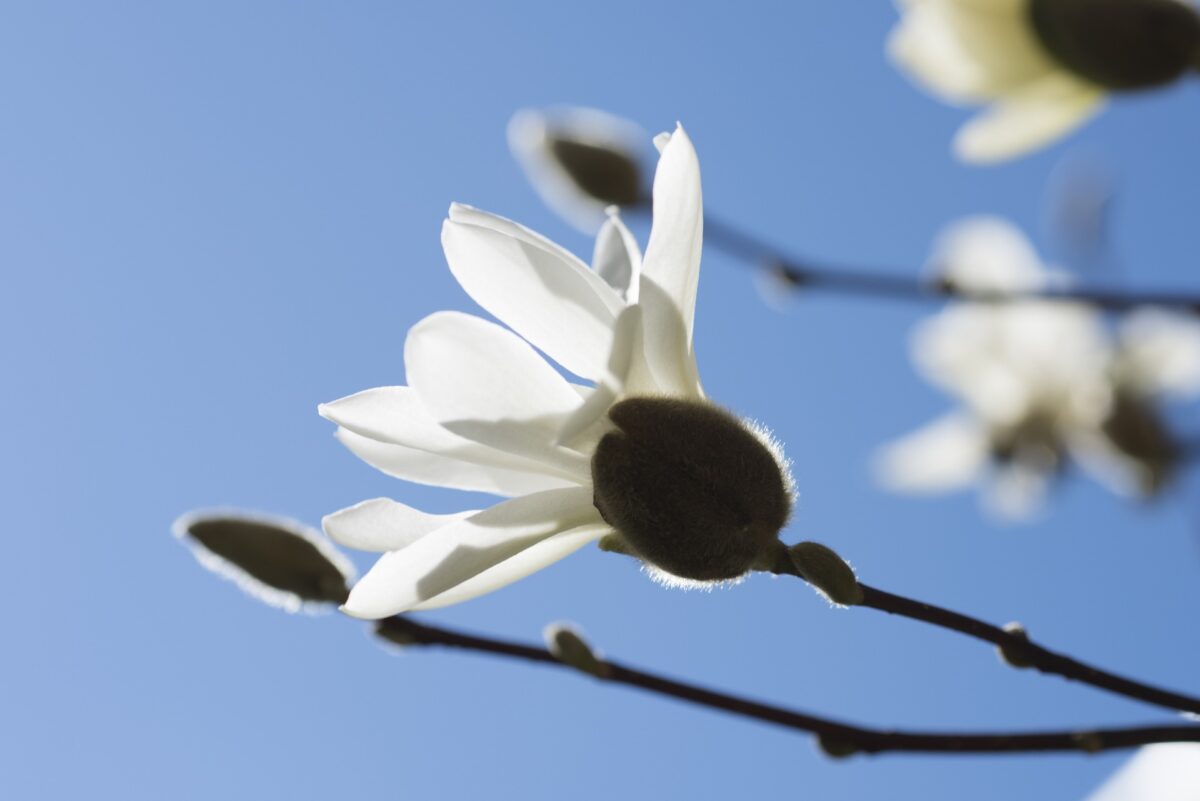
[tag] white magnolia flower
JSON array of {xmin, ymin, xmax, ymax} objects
[
  {"xmin": 508, "ymin": 107, "xmax": 646, "ymax": 232},
  {"xmin": 877, "ymin": 216, "xmax": 1200, "ymax": 517},
  {"xmin": 1083, "ymin": 743, "xmax": 1200, "ymax": 801},
  {"xmin": 888, "ymin": 0, "xmax": 1200, "ymax": 163},
  {"xmin": 321, "ymin": 126, "xmax": 794, "ymax": 619}
]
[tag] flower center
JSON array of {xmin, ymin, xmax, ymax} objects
[
  {"xmin": 590, "ymin": 397, "xmax": 793, "ymax": 582},
  {"xmin": 1028, "ymin": 0, "xmax": 1200, "ymax": 90}
]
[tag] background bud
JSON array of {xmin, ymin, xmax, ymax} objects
[
  {"xmin": 174, "ymin": 509, "xmax": 355, "ymax": 613},
  {"xmin": 544, "ymin": 623, "xmax": 609, "ymax": 678},
  {"xmin": 996, "ymin": 622, "xmax": 1035, "ymax": 669},
  {"xmin": 788, "ymin": 542, "xmax": 864, "ymax": 606},
  {"xmin": 591, "ymin": 398, "xmax": 793, "ymax": 583}
]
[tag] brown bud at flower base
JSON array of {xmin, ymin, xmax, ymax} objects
[
  {"xmin": 1100, "ymin": 391, "xmax": 1181, "ymax": 496},
  {"xmin": 1029, "ymin": 0, "xmax": 1200, "ymax": 90},
  {"xmin": 547, "ymin": 137, "xmax": 644, "ymax": 209},
  {"xmin": 591, "ymin": 398, "xmax": 793, "ymax": 583}
]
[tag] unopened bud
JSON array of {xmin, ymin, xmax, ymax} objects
[
  {"xmin": 373, "ymin": 618, "xmax": 420, "ymax": 649},
  {"xmin": 544, "ymin": 623, "xmax": 609, "ymax": 678},
  {"xmin": 591, "ymin": 398, "xmax": 794, "ymax": 583},
  {"xmin": 996, "ymin": 622, "xmax": 1035, "ymax": 669},
  {"xmin": 1029, "ymin": 0, "xmax": 1200, "ymax": 90},
  {"xmin": 816, "ymin": 735, "xmax": 859, "ymax": 759},
  {"xmin": 788, "ymin": 542, "xmax": 864, "ymax": 606},
  {"xmin": 173, "ymin": 510, "xmax": 355, "ymax": 613}
]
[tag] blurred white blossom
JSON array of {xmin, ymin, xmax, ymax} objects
[
  {"xmin": 877, "ymin": 216, "xmax": 1200, "ymax": 517},
  {"xmin": 888, "ymin": 0, "xmax": 1200, "ymax": 163},
  {"xmin": 321, "ymin": 126, "xmax": 793, "ymax": 618},
  {"xmin": 1083, "ymin": 743, "xmax": 1200, "ymax": 801},
  {"xmin": 508, "ymin": 107, "xmax": 646, "ymax": 232}
]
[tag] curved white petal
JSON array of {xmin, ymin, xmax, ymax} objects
[
  {"xmin": 929, "ymin": 216, "xmax": 1049, "ymax": 294},
  {"xmin": 876, "ymin": 413, "xmax": 988, "ymax": 493},
  {"xmin": 1117, "ymin": 309, "xmax": 1200, "ymax": 399},
  {"xmin": 341, "ymin": 487, "xmax": 600, "ymax": 618},
  {"xmin": 557, "ymin": 305, "xmax": 641, "ymax": 447},
  {"xmin": 334, "ymin": 427, "xmax": 574, "ymax": 496},
  {"xmin": 592, "ymin": 208, "xmax": 642, "ymax": 302},
  {"xmin": 954, "ymin": 75, "xmax": 1105, "ymax": 164},
  {"xmin": 985, "ymin": 459, "xmax": 1052, "ymax": 520},
  {"xmin": 322, "ymin": 497, "xmax": 476, "ymax": 553},
  {"xmin": 443, "ymin": 204, "xmax": 624, "ymax": 380},
  {"xmin": 508, "ymin": 107, "xmax": 645, "ymax": 233},
  {"xmin": 404, "ymin": 311, "xmax": 591, "ymax": 478},
  {"xmin": 1084, "ymin": 744, "xmax": 1200, "ymax": 801},
  {"xmin": 411, "ymin": 522, "xmax": 610, "ymax": 610},
  {"xmin": 630, "ymin": 125, "xmax": 704, "ymax": 399}
]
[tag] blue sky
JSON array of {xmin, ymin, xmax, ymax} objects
[{"xmin": 4, "ymin": 2, "xmax": 1199, "ymax": 799}]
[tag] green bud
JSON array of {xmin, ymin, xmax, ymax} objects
[
  {"xmin": 996, "ymin": 622, "xmax": 1036, "ymax": 669},
  {"xmin": 788, "ymin": 542, "xmax": 863, "ymax": 606},
  {"xmin": 548, "ymin": 137, "xmax": 643, "ymax": 208},
  {"xmin": 591, "ymin": 398, "xmax": 794, "ymax": 583},
  {"xmin": 173, "ymin": 510, "xmax": 354, "ymax": 612},
  {"xmin": 544, "ymin": 623, "xmax": 610, "ymax": 678},
  {"xmin": 816, "ymin": 735, "xmax": 859, "ymax": 759},
  {"xmin": 1029, "ymin": 0, "xmax": 1200, "ymax": 90}
]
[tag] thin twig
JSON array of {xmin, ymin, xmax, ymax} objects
[
  {"xmin": 374, "ymin": 616, "xmax": 1200, "ymax": 756},
  {"xmin": 643, "ymin": 207, "xmax": 1200, "ymax": 314}
]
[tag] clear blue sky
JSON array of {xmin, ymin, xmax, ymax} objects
[{"xmin": 3, "ymin": 2, "xmax": 1198, "ymax": 799}]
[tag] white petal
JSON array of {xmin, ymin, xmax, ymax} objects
[
  {"xmin": 929, "ymin": 216, "xmax": 1049, "ymax": 294},
  {"xmin": 404, "ymin": 311, "xmax": 591, "ymax": 478},
  {"xmin": 888, "ymin": 0, "xmax": 1053, "ymax": 103},
  {"xmin": 1117, "ymin": 309, "xmax": 1200, "ymax": 399},
  {"xmin": 322, "ymin": 498, "xmax": 476, "ymax": 553},
  {"xmin": 985, "ymin": 460, "xmax": 1052, "ymax": 520},
  {"xmin": 630, "ymin": 125, "xmax": 704, "ymax": 399},
  {"xmin": 443, "ymin": 204, "xmax": 625, "ymax": 380},
  {"xmin": 334, "ymin": 427, "xmax": 574, "ymax": 497},
  {"xmin": 557, "ymin": 305, "xmax": 641, "ymax": 447},
  {"xmin": 875, "ymin": 413, "xmax": 988, "ymax": 492},
  {"xmin": 954, "ymin": 74, "xmax": 1105, "ymax": 164},
  {"xmin": 507, "ymin": 107, "xmax": 645, "ymax": 233},
  {"xmin": 1084, "ymin": 744, "xmax": 1200, "ymax": 801},
  {"xmin": 341, "ymin": 487, "xmax": 600, "ymax": 618},
  {"xmin": 411, "ymin": 523, "xmax": 609, "ymax": 610},
  {"xmin": 592, "ymin": 208, "xmax": 642, "ymax": 302}
]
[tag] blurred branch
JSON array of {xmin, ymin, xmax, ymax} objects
[
  {"xmin": 374, "ymin": 616, "xmax": 1200, "ymax": 756},
  {"xmin": 634, "ymin": 206, "xmax": 1200, "ymax": 314},
  {"xmin": 771, "ymin": 552, "xmax": 1200, "ymax": 715}
]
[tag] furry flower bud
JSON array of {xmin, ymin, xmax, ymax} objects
[
  {"xmin": 591, "ymin": 397, "xmax": 793, "ymax": 583},
  {"xmin": 1029, "ymin": 0, "xmax": 1200, "ymax": 90}
]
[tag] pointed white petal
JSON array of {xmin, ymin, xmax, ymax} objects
[
  {"xmin": 1084, "ymin": 744, "xmax": 1200, "ymax": 801},
  {"xmin": 876, "ymin": 413, "xmax": 989, "ymax": 493},
  {"xmin": 412, "ymin": 523, "xmax": 610, "ymax": 610},
  {"xmin": 443, "ymin": 205, "xmax": 624, "ymax": 380},
  {"xmin": 334, "ymin": 427, "xmax": 574, "ymax": 497},
  {"xmin": 322, "ymin": 498, "xmax": 476, "ymax": 553},
  {"xmin": 1117, "ymin": 309, "xmax": 1200, "ymax": 399},
  {"xmin": 591, "ymin": 208, "xmax": 642, "ymax": 302},
  {"xmin": 320, "ymin": 385, "xmax": 473, "ymax": 452},
  {"xmin": 985, "ymin": 460, "xmax": 1052, "ymax": 520},
  {"xmin": 557, "ymin": 305, "xmax": 641, "ymax": 447},
  {"xmin": 630, "ymin": 125, "xmax": 704, "ymax": 399},
  {"xmin": 954, "ymin": 75, "xmax": 1105, "ymax": 164},
  {"xmin": 929, "ymin": 216, "xmax": 1049, "ymax": 293},
  {"xmin": 341, "ymin": 487, "xmax": 600, "ymax": 618},
  {"xmin": 404, "ymin": 311, "xmax": 591, "ymax": 477}
]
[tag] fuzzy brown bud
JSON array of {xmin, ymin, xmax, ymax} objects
[{"xmin": 591, "ymin": 397, "xmax": 793, "ymax": 583}]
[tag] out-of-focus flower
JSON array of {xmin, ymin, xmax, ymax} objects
[
  {"xmin": 1083, "ymin": 743, "xmax": 1200, "ymax": 801},
  {"xmin": 508, "ymin": 107, "xmax": 646, "ymax": 232},
  {"xmin": 876, "ymin": 216, "xmax": 1200, "ymax": 518},
  {"xmin": 173, "ymin": 509, "xmax": 356, "ymax": 613},
  {"xmin": 321, "ymin": 126, "xmax": 794, "ymax": 619},
  {"xmin": 888, "ymin": 0, "xmax": 1200, "ymax": 163}
]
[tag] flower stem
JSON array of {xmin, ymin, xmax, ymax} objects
[
  {"xmin": 374, "ymin": 616, "xmax": 1200, "ymax": 755},
  {"xmin": 631, "ymin": 204, "xmax": 1200, "ymax": 315}
]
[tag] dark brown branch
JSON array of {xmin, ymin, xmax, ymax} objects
[
  {"xmin": 374, "ymin": 616, "xmax": 1200, "ymax": 756},
  {"xmin": 653, "ymin": 207, "xmax": 1200, "ymax": 314}
]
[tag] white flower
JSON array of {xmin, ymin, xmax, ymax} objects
[
  {"xmin": 887, "ymin": 0, "xmax": 1200, "ymax": 163},
  {"xmin": 1083, "ymin": 743, "xmax": 1200, "ymax": 801},
  {"xmin": 320, "ymin": 126, "xmax": 793, "ymax": 619},
  {"xmin": 508, "ymin": 107, "xmax": 646, "ymax": 232},
  {"xmin": 876, "ymin": 216, "xmax": 1200, "ymax": 517}
]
